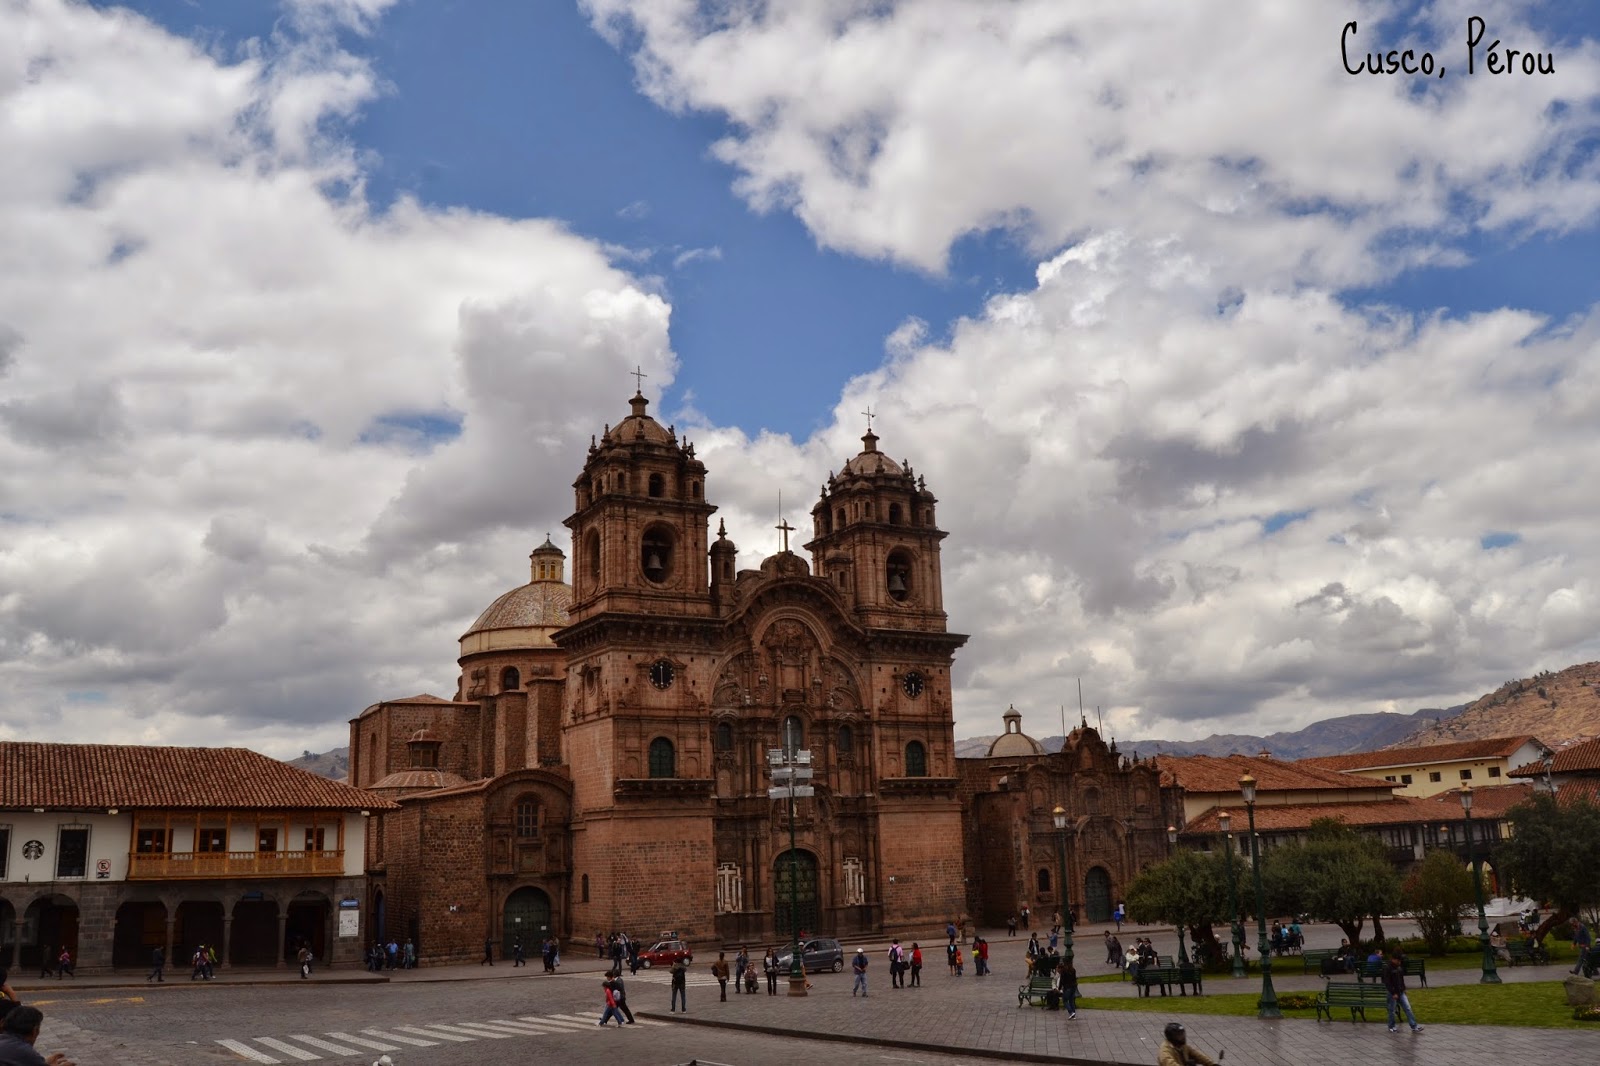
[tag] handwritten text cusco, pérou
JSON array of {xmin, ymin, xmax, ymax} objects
[{"xmin": 1341, "ymin": 17, "xmax": 1555, "ymax": 78}]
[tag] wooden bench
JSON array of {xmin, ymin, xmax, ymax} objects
[
  {"xmin": 1133, "ymin": 965, "xmax": 1204, "ymax": 997},
  {"xmin": 1315, "ymin": 980, "xmax": 1389, "ymax": 1023},
  {"xmin": 1507, "ymin": 939, "xmax": 1548, "ymax": 966},
  {"xmin": 1356, "ymin": 958, "xmax": 1427, "ymax": 987},
  {"xmin": 1302, "ymin": 948, "xmax": 1337, "ymax": 974},
  {"xmin": 1017, "ymin": 971, "xmax": 1055, "ymax": 1007}
]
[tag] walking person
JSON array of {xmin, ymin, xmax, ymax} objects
[
  {"xmin": 54, "ymin": 950, "xmax": 73, "ymax": 980},
  {"xmin": 954, "ymin": 944, "xmax": 964, "ymax": 976},
  {"xmin": 1007, "ymin": 914, "xmax": 1018, "ymax": 937},
  {"xmin": 481, "ymin": 938, "xmax": 493, "ymax": 966},
  {"xmin": 733, "ymin": 946, "xmax": 748, "ymax": 993},
  {"xmin": 946, "ymin": 920, "xmax": 958, "ymax": 946},
  {"xmin": 851, "ymin": 947, "xmax": 869, "ymax": 997},
  {"xmin": 909, "ymin": 943, "xmax": 923, "ymax": 987},
  {"xmin": 975, "ymin": 936, "xmax": 989, "ymax": 976},
  {"xmin": 1058, "ymin": 959, "xmax": 1079, "ymax": 1019},
  {"xmin": 597, "ymin": 975, "xmax": 625, "ymax": 1027},
  {"xmin": 297, "ymin": 944, "xmax": 314, "ymax": 979},
  {"xmin": 512, "ymin": 937, "xmax": 525, "ymax": 967},
  {"xmin": 1383, "ymin": 952, "xmax": 1424, "ymax": 1033},
  {"xmin": 887, "ymin": 939, "xmax": 904, "ymax": 987},
  {"xmin": 669, "ymin": 955, "xmax": 688, "ymax": 1013},
  {"xmin": 146, "ymin": 946, "xmax": 164, "ymax": 984},
  {"xmin": 711, "ymin": 952, "xmax": 730, "ymax": 1001},
  {"xmin": 763, "ymin": 948, "xmax": 779, "ymax": 995},
  {"xmin": 606, "ymin": 970, "xmax": 635, "ymax": 1024},
  {"xmin": 1105, "ymin": 932, "xmax": 1121, "ymax": 966},
  {"xmin": 1571, "ymin": 918, "xmax": 1592, "ymax": 976}
]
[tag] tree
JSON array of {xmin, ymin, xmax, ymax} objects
[
  {"xmin": 1261, "ymin": 818, "xmax": 1402, "ymax": 947},
  {"xmin": 1402, "ymin": 849, "xmax": 1474, "ymax": 955},
  {"xmin": 1125, "ymin": 847, "xmax": 1244, "ymax": 969},
  {"xmin": 1495, "ymin": 791, "xmax": 1600, "ymax": 939}
]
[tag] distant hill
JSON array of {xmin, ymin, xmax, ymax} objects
[
  {"xmin": 956, "ymin": 705, "xmax": 1466, "ymax": 761},
  {"xmin": 1385, "ymin": 661, "xmax": 1600, "ymax": 751},
  {"xmin": 288, "ymin": 746, "xmax": 349, "ymax": 781}
]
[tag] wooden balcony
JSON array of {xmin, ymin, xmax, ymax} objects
[{"xmin": 128, "ymin": 849, "xmax": 345, "ymax": 880}]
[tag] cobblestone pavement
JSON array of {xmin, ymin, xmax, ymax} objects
[{"xmin": 13, "ymin": 921, "xmax": 1594, "ymax": 1066}]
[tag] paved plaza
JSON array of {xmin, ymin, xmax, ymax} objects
[{"xmin": 10, "ymin": 921, "xmax": 1595, "ymax": 1066}]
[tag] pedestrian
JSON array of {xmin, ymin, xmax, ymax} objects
[
  {"xmin": 851, "ymin": 947, "xmax": 869, "ymax": 997},
  {"xmin": 888, "ymin": 938, "xmax": 904, "ymax": 988},
  {"xmin": 909, "ymin": 943, "xmax": 922, "ymax": 987},
  {"xmin": 628, "ymin": 939, "xmax": 641, "ymax": 975},
  {"xmin": 711, "ymin": 952, "xmax": 730, "ymax": 1001},
  {"xmin": 1048, "ymin": 927, "xmax": 1058, "ymax": 952},
  {"xmin": 955, "ymin": 945, "xmax": 964, "ymax": 976},
  {"xmin": 1105, "ymin": 931, "xmax": 1120, "ymax": 965},
  {"xmin": 946, "ymin": 920, "xmax": 958, "ymax": 945},
  {"xmin": 512, "ymin": 937, "xmax": 525, "ymax": 967},
  {"xmin": 946, "ymin": 941, "xmax": 958, "ymax": 975},
  {"xmin": 1058, "ymin": 959, "xmax": 1079, "ymax": 1019},
  {"xmin": 669, "ymin": 955, "xmax": 688, "ymax": 1013},
  {"xmin": 53, "ymin": 950, "xmax": 72, "ymax": 981},
  {"xmin": 297, "ymin": 944, "xmax": 314, "ymax": 979},
  {"xmin": 1571, "ymin": 918, "xmax": 1592, "ymax": 976},
  {"xmin": 1007, "ymin": 914, "xmax": 1018, "ymax": 937},
  {"xmin": 0, "ymin": 1003, "xmax": 79, "ymax": 1066},
  {"xmin": 481, "ymin": 938, "xmax": 494, "ymax": 966},
  {"xmin": 1158, "ymin": 1021, "xmax": 1216, "ymax": 1066},
  {"xmin": 597, "ymin": 975, "xmax": 625, "ymax": 1027},
  {"xmin": 976, "ymin": 936, "xmax": 989, "ymax": 976},
  {"xmin": 147, "ymin": 946, "xmax": 164, "ymax": 983},
  {"xmin": 763, "ymin": 948, "xmax": 779, "ymax": 995},
  {"xmin": 595, "ymin": 932, "xmax": 605, "ymax": 959},
  {"xmin": 606, "ymin": 970, "xmax": 635, "ymax": 1024},
  {"xmin": 1021, "ymin": 905, "xmax": 1030, "ymax": 930},
  {"xmin": 403, "ymin": 940, "xmax": 415, "ymax": 969},
  {"xmin": 733, "ymin": 946, "xmax": 748, "ymax": 993},
  {"xmin": 1026, "ymin": 932, "xmax": 1040, "ymax": 970},
  {"xmin": 1382, "ymin": 952, "xmax": 1423, "ymax": 1033},
  {"xmin": 1113, "ymin": 902, "xmax": 1125, "ymax": 932}
]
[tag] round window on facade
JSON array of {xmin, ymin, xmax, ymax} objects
[{"xmin": 641, "ymin": 526, "xmax": 675, "ymax": 584}]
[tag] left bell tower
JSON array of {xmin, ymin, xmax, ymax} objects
[{"xmin": 563, "ymin": 386, "xmax": 716, "ymax": 623}]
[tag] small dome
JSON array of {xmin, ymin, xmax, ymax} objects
[
  {"xmin": 838, "ymin": 429, "xmax": 904, "ymax": 478},
  {"xmin": 987, "ymin": 703, "xmax": 1045, "ymax": 757},
  {"xmin": 463, "ymin": 581, "xmax": 572, "ymax": 636},
  {"xmin": 602, "ymin": 392, "xmax": 675, "ymax": 447},
  {"xmin": 369, "ymin": 768, "xmax": 467, "ymax": 794}
]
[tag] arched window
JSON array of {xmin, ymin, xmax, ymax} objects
[
  {"xmin": 581, "ymin": 873, "xmax": 590, "ymax": 903},
  {"xmin": 585, "ymin": 529, "xmax": 600, "ymax": 581},
  {"xmin": 835, "ymin": 508, "xmax": 845, "ymax": 528},
  {"xmin": 691, "ymin": 481, "xmax": 701, "ymax": 499},
  {"xmin": 782, "ymin": 715, "xmax": 805, "ymax": 758},
  {"xmin": 515, "ymin": 797, "xmax": 540, "ymax": 838},
  {"xmin": 837, "ymin": 725, "xmax": 854, "ymax": 754},
  {"xmin": 648, "ymin": 472, "xmax": 665, "ymax": 498},
  {"xmin": 648, "ymin": 737, "xmax": 676, "ymax": 778},
  {"xmin": 1037, "ymin": 868, "xmax": 1051, "ymax": 893},
  {"xmin": 641, "ymin": 527, "xmax": 674, "ymax": 584},
  {"xmin": 886, "ymin": 549, "xmax": 912, "ymax": 602},
  {"xmin": 889, "ymin": 502, "xmax": 903, "ymax": 524},
  {"xmin": 501, "ymin": 666, "xmax": 521, "ymax": 691},
  {"xmin": 905, "ymin": 740, "xmax": 927, "ymax": 777},
  {"xmin": 714, "ymin": 721, "xmax": 734, "ymax": 752},
  {"xmin": 1083, "ymin": 786, "xmax": 1102, "ymax": 815}
]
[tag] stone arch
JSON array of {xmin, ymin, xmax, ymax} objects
[{"xmin": 112, "ymin": 899, "xmax": 168, "ymax": 968}]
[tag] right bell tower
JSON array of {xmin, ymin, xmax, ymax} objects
[{"xmin": 804, "ymin": 419, "xmax": 949, "ymax": 633}]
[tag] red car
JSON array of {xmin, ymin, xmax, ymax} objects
[{"xmin": 637, "ymin": 939, "xmax": 693, "ymax": 968}]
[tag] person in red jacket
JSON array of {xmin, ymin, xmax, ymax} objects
[{"xmin": 909, "ymin": 943, "xmax": 923, "ymax": 987}]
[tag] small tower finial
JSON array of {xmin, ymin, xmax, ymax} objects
[
  {"xmin": 631, "ymin": 364, "xmax": 648, "ymax": 395},
  {"xmin": 862, "ymin": 404, "xmax": 875, "ymax": 433}
]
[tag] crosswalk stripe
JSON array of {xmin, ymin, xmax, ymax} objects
[
  {"xmin": 551, "ymin": 1010, "xmax": 660, "ymax": 1026},
  {"xmin": 520, "ymin": 1014, "xmax": 598, "ymax": 1030},
  {"xmin": 480, "ymin": 1019, "xmax": 561, "ymax": 1033},
  {"xmin": 422, "ymin": 1022, "xmax": 508, "ymax": 1039},
  {"xmin": 216, "ymin": 1039, "xmax": 279, "ymax": 1063},
  {"xmin": 548, "ymin": 1012, "xmax": 627, "ymax": 1027},
  {"xmin": 254, "ymin": 1037, "xmax": 321, "ymax": 1061},
  {"xmin": 326, "ymin": 1033, "xmax": 400, "ymax": 1052},
  {"xmin": 363, "ymin": 1029, "xmax": 439, "ymax": 1047},
  {"xmin": 395, "ymin": 1025, "xmax": 473, "ymax": 1043},
  {"xmin": 449, "ymin": 1021, "xmax": 538, "ymax": 1036},
  {"xmin": 288, "ymin": 1036, "xmax": 361, "ymax": 1055}
]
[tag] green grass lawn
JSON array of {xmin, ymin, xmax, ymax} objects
[{"xmin": 1079, "ymin": 980, "xmax": 1593, "ymax": 1029}]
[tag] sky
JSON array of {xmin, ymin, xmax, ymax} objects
[{"xmin": 2, "ymin": 0, "xmax": 1599, "ymax": 758}]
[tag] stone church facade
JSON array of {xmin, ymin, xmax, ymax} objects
[{"xmin": 350, "ymin": 389, "xmax": 967, "ymax": 960}]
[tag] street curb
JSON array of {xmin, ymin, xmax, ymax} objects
[{"xmin": 634, "ymin": 1010, "xmax": 1132, "ymax": 1066}]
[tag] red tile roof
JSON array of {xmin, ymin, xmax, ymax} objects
[
  {"xmin": 0, "ymin": 742, "xmax": 397, "ymax": 811},
  {"xmin": 1158, "ymin": 754, "xmax": 1382, "ymax": 793},
  {"xmin": 1508, "ymin": 736, "xmax": 1600, "ymax": 776},
  {"xmin": 353, "ymin": 693, "xmax": 458, "ymax": 720},
  {"xmin": 1299, "ymin": 736, "xmax": 1540, "ymax": 773},
  {"xmin": 1427, "ymin": 782, "xmax": 1536, "ymax": 818},
  {"xmin": 1183, "ymin": 796, "xmax": 1448, "ymax": 834}
]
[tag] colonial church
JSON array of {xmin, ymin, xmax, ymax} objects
[{"xmin": 350, "ymin": 388, "xmax": 968, "ymax": 960}]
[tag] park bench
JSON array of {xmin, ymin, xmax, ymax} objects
[
  {"xmin": 1017, "ymin": 971, "xmax": 1055, "ymax": 1007},
  {"xmin": 1506, "ymin": 939, "xmax": 1548, "ymax": 966},
  {"xmin": 1302, "ymin": 948, "xmax": 1337, "ymax": 974},
  {"xmin": 1133, "ymin": 965, "xmax": 1204, "ymax": 997},
  {"xmin": 1315, "ymin": 980, "xmax": 1389, "ymax": 1023},
  {"xmin": 1356, "ymin": 957, "xmax": 1427, "ymax": 987}
]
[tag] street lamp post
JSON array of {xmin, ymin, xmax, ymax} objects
[
  {"xmin": 1166, "ymin": 825, "xmax": 1191, "ymax": 966},
  {"xmin": 769, "ymin": 744, "xmax": 813, "ymax": 997},
  {"xmin": 1220, "ymin": 811, "xmax": 1246, "ymax": 978},
  {"xmin": 1239, "ymin": 774, "xmax": 1280, "ymax": 1019},
  {"xmin": 1052, "ymin": 806, "xmax": 1074, "ymax": 967},
  {"xmin": 1460, "ymin": 786, "xmax": 1502, "ymax": 984}
]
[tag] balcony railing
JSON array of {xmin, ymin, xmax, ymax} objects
[{"xmin": 128, "ymin": 849, "xmax": 345, "ymax": 879}]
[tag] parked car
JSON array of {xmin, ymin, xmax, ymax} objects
[
  {"xmin": 637, "ymin": 939, "xmax": 693, "ymax": 968},
  {"xmin": 773, "ymin": 937, "xmax": 844, "ymax": 973}
]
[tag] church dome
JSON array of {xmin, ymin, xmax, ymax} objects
[
  {"xmin": 465, "ymin": 581, "xmax": 572, "ymax": 635},
  {"xmin": 987, "ymin": 704, "xmax": 1045, "ymax": 757},
  {"xmin": 601, "ymin": 391, "xmax": 675, "ymax": 448},
  {"xmin": 838, "ymin": 429, "xmax": 906, "ymax": 479}
]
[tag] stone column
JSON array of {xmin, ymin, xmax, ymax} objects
[
  {"xmin": 276, "ymin": 910, "xmax": 289, "ymax": 968},
  {"xmin": 163, "ymin": 913, "xmax": 175, "ymax": 973},
  {"xmin": 221, "ymin": 916, "xmax": 233, "ymax": 970}
]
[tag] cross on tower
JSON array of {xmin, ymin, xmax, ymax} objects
[
  {"xmin": 862, "ymin": 404, "xmax": 875, "ymax": 432},
  {"xmin": 631, "ymin": 365, "xmax": 648, "ymax": 393},
  {"xmin": 776, "ymin": 517, "xmax": 795, "ymax": 553}
]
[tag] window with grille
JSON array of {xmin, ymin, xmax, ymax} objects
[
  {"xmin": 1037, "ymin": 868, "xmax": 1051, "ymax": 893},
  {"xmin": 649, "ymin": 737, "xmax": 676, "ymax": 778},
  {"xmin": 56, "ymin": 826, "xmax": 89, "ymax": 878},
  {"xmin": 516, "ymin": 798, "xmax": 540, "ymax": 838},
  {"xmin": 714, "ymin": 722, "xmax": 734, "ymax": 752},
  {"xmin": 837, "ymin": 725, "xmax": 853, "ymax": 754},
  {"xmin": 905, "ymin": 740, "xmax": 927, "ymax": 777}
]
